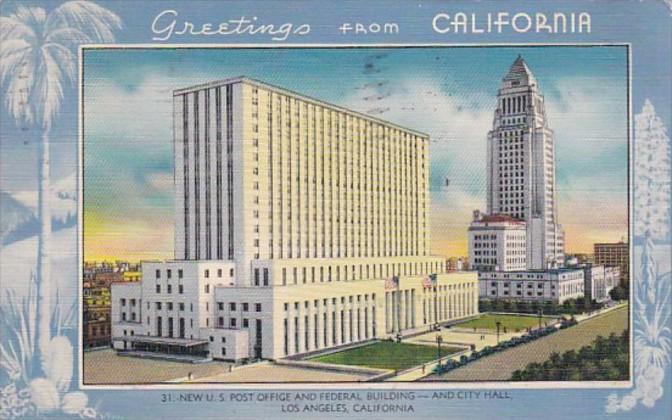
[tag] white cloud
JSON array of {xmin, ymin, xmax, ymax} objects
[
  {"xmin": 342, "ymin": 76, "xmax": 493, "ymax": 198},
  {"xmin": 85, "ymin": 74, "xmax": 177, "ymax": 154},
  {"xmin": 146, "ymin": 171, "xmax": 173, "ymax": 193}
]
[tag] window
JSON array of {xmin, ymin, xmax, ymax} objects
[
  {"xmin": 167, "ymin": 302, "xmax": 173, "ymax": 311},
  {"xmin": 217, "ymin": 269, "xmax": 222, "ymax": 278},
  {"xmin": 221, "ymin": 337, "xmax": 226, "ymax": 343},
  {"xmin": 230, "ymin": 268, "xmax": 234, "ymax": 277},
  {"xmin": 243, "ymin": 303, "xmax": 249, "ymax": 312},
  {"xmin": 204, "ymin": 269, "xmax": 210, "ymax": 278},
  {"xmin": 167, "ymin": 284, "xmax": 172, "ymax": 294},
  {"xmin": 243, "ymin": 318, "xmax": 249, "ymax": 328},
  {"xmin": 156, "ymin": 285, "xmax": 161, "ymax": 293},
  {"xmin": 209, "ymin": 336, "xmax": 214, "ymax": 342},
  {"xmin": 179, "ymin": 303, "xmax": 184, "ymax": 311},
  {"xmin": 229, "ymin": 303, "xmax": 236, "ymax": 311},
  {"xmin": 121, "ymin": 299, "xmax": 126, "ymax": 306},
  {"xmin": 205, "ymin": 284, "xmax": 210, "ymax": 293},
  {"xmin": 178, "ymin": 285, "xmax": 184, "ymax": 294},
  {"xmin": 178, "ymin": 269, "xmax": 183, "ymax": 279},
  {"xmin": 156, "ymin": 269, "xmax": 161, "ymax": 279},
  {"xmin": 221, "ymin": 348, "xmax": 226, "ymax": 356},
  {"xmin": 155, "ymin": 302, "xmax": 162, "ymax": 310},
  {"xmin": 254, "ymin": 268, "xmax": 260, "ymax": 286},
  {"xmin": 255, "ymin": 303, "xmax": 262, "ymax": 312},
  {"xmin": 167, "ymin": 269, "xmax": 172, "ymax": 279},
  {"xmin": 230, "ymin": 318, "xmax": 237, "ymax": 328},
  {"xmin": 263, "ymin": 268, "xmax": 269, "ymax": 286}
]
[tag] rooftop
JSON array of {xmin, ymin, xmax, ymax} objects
[
  {"xmin": 473, "ymin": 213, "xmax": 525, "ymax": 225},
  {"xmin": 173, "ymin": 76, "xmax": 429, "ymax": 138},
  {"xmin": 502, "ymin": 55, "xmax": 537, "ymax": 87}
]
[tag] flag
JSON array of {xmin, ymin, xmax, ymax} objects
[
  {"xmin": 385, "ymin": 276, "xmax": 399, "ymax": 290},
  {"xmin": 424, "ymin": 274, "xmax": 438, "ymax": 288}
]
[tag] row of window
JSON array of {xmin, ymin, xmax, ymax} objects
[
  {"xmin": 278, "ymin": 261, "xmax": 443, "ymax": 285},
  {"xmin": 216, "ymin": 302, "xmax": 262, "ymax": 312}
]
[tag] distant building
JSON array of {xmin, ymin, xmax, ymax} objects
[
  {"xmin": 468, "ymin": 211, "xmax": 527, "ymax": 272},
  {"xmin": 446, "ymin": 257, "xmax": 467, "ymax": 272},
  {"xmin": 594, "ymin": 242, "xmax": 629, "ymax": 287},
  {"xmin": 83, "ymin": 263, "xmax": 141, "ymax": 349},
  {"xmin": 479, "ymin": 268, "xmax": 584, "ymax": 304},
  {"xmin": 83, "ymin": 282, "xmax": 113, "ymax": 349}
]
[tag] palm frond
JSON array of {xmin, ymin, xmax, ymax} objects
[
  {"xmin": 0, "ymin": 15, "xmax": 37, "ymax": 43},
  {"xmin": 44, "ymin": 42, "xmax": 77, "ymax": 83},
  {"xmin": 32, "ymin": 46, "xmax": 65, "ymax": 128},
  {"xmin": 44, "ymin": 26, "xmax": 93, "ymax": 49},
  {"xmin": 46, "ymin": 0, "xmax": 122, "ymax": 43},
  {"xmin": 1, "ymin": 46, "xmax": 33, "ymax": 124}
]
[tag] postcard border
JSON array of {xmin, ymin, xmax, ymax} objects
[{"xmin": 77, "ymin": 42, "xmax": 634, "ymax": 391}]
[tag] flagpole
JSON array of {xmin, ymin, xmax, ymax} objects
[{"xmin": 395, "ymin": 276, "xmax": 401, "ymax": 342}]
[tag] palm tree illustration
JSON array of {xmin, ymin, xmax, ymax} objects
[{"xmin": 0, "ymin": 1, "xmax": 120, "ymax": 374}]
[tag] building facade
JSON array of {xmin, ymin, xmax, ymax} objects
[
  {"xmin": 479, "ymin": 268, "xmax": 584, "ymax": 304},
  {"xmin": 111, "ymin": 77, "xmax": 478, "ymax": 361},
  {"xmin": 594, "ymin": 241, "xmax": 629, "ymax": 287},
  {"xmin": 484, "ymin": 56, "xmax": 565, "ymax": 269},
  {"xmin": 468, "ymin": 211, "xmax": 527, "ymax": 272},
  {"xmin": 581, "ymin": 265, "xmax": 620, "ymax": 303},
  {"xmin": 83, "ymin": 263, "xmax": 139, "ymax": 349}
]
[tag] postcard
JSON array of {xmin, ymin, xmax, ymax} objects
[{"xmin": 0, "ymin": 1, "xmax": 670, "ymax": 419}]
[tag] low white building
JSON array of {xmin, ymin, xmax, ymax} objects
[
  {"xmin": 581, "ymin": 265, "xmax": 620, "ymax": 303},
  {"xmin": 112, "ymin": 260, "xmax": 479, "ymax": 361},
  {"xmin": 468, "ymin": 211, "xmax": 527, "ymax": 272},
  {"xmin": 479, "ymin": 268, "xmax": 584, "ymax": 304}
]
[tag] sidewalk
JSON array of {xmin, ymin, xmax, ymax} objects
[{"xmin": 386, "ymin": 302, "xmax": 629, "ymax": 382}]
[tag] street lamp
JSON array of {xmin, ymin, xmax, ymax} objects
[
  {"xmin": 495, "ymin": 321, "xmax": 501, "ymax": 344},
  {"xmin": 436, "ymin": 334, "xmax": 443, "ymax": 366}
]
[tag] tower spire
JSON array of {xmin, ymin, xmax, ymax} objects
[{"xmin": 503, "ymin": 55, "xmax": 537, "ymax": 87}]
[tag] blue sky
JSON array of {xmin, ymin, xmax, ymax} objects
[{"xmin": 82, "ymin": 46, "xmax": 628, "ymax": 260}]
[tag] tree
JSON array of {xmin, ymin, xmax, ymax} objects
[
  {"xmin": 1, "ymin": 1, "xmax": 120, "ymax": 374},
  {"xmin": 580, "ymin": 361, "xmax": 598, "ymax": 380},
  {"xmin": 609, "ymin": 285, "xmax": 628, "ymax": 301}
]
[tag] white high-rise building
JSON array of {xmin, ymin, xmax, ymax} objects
[
  {"xmin": 486, "ymin": 56, "xmax": 565, "ymax": 269},
  {"xmin": 111, "ymin": 76, "xmax": 479, "ymax": 362}
]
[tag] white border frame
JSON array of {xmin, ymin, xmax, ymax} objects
[{"xmin": 77, "ymin": 42, "xmax": 634, "ymax": 391}]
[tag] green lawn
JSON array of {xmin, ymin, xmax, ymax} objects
[
  {"xmin": 308, "ymin": 341, "xmax": 463, "ymax": 371},
  {"xmin": 454, "ymin": 314, "xmax": 556, "ymax": 332}
]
